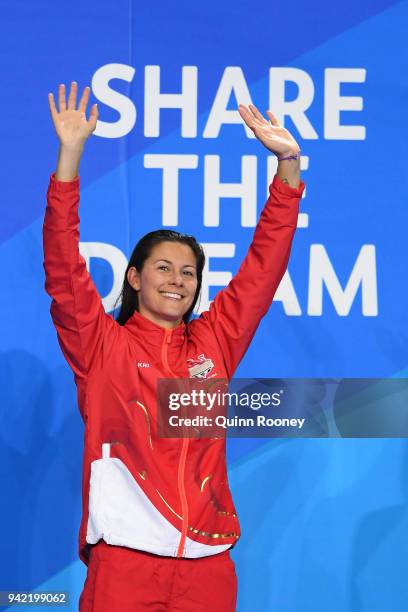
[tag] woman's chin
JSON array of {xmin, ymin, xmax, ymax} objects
[
  {"xmin": 154, "ymin": 304, "xmax": 188, "ymax": 324},
  {"xmin": 139, "ymin": 298, "xmax": 192, "ymax": 326},
  {"xmin": 161, "ymin": 307, "xmax": 186, "ymax": 321},
  {"xmin": 159, "ymin": 298, "xmax": 191, "ymax": 317}
]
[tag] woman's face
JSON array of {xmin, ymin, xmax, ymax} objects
[{"xmin": 127, "ymin": 241, "xmax": 198, "ymax": 329}]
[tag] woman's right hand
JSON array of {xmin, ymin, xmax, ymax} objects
[{"xmin": 48, "ymin": 82, "xmax": 98, "ymax": 149}]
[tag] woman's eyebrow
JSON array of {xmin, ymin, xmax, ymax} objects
[{"xmin": 154, "ymin": 259, "xmax": 196, "ymax": 269}]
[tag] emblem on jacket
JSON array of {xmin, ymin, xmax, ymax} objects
[{"xmin": 187, "ymin": 354, "xmax": 216, "ymax": 379}]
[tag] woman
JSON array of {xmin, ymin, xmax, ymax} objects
[{"xmin": 44, "ymin": 82, "xmax": 304, "ymax": 611}]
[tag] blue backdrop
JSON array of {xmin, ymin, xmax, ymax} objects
[{"xmin": 1, "ymin": 1, "xmax": 407, "ymax": 610}]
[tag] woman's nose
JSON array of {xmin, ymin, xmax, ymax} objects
[{"xmin": 169, "ymin": 271, "xmax": 184, "ymax": 286}]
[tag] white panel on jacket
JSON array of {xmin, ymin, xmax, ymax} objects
[{"xmin": 86, "ymin": 445, "xmax": 231, "ymax": 558}]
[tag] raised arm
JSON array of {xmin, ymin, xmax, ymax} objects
[
  {"xmin": 43, "ymin": 82, "xmax": 117, "ymax": 381},
  {"xmin": 194, "ymin": 104, "xmax": 304, "ymax": 378}
]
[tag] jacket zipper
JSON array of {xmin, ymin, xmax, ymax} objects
[{"xmin": 161, "ymin": 329, "xmax": 189, "ymax": 558}]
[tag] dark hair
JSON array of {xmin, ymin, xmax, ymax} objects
[{"xmin": 114, "ymin": 230, "xmax": 205, "ymax": 326}]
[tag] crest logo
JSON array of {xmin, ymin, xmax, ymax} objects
[{"xmin": 187, "ymin": 354, "xmax": 215, "ymax": 379}]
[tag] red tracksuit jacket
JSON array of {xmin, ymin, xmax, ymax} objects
[{"xmin": 43, "ymin": 171, "xmax": 305, "ymax": 565}]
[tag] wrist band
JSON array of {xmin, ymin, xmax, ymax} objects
[{"xmin": 277, "ymin": 150, "xmax": 301, "ymax": 162}]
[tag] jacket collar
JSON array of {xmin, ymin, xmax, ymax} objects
[{"xmin": 124, "ymin": 309, "xmax": 186, "ymax": 347}]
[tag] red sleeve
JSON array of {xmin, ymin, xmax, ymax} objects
[
  {"xmin": 197, "ymin": 173, "xmax": 305, "ymax": 378},
  {"xmin": 42, "ymin": 173, "xmax": 118, "ymax": 380}
]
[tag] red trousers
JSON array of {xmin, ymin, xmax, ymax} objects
[{"xmin": 79, "ymin": 540, "xmax": 237, "ymax": 611}]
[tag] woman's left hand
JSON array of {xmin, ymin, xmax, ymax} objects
[{"xmin": 238, "ymin": 104, "xmax": 300, "ymax": 158}]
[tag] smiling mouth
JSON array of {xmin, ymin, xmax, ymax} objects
[{"xmin": 160, "ymin": 292, "xmax": 184, "ymax": 300}]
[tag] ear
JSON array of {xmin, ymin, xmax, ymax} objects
[{"xmin": 127, "ymin": 266, "xmax": 141, "ymax": 291}]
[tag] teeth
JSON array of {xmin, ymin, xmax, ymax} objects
[{"xmin": 161, "ymin": 292, "xmax": 182, "ymax": 300}]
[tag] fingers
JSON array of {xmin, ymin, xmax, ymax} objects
[
  {"xmin": 78, "ymin": 86, "xmax": 91, "ymax": 113},
  {"xmin": 67, "ymin": 81, "xmax": 78, "ymax": 110},
  {"xmin": 248, "ymin": 104, "xmax": 268, "ymax": 125},
  {"xmin": 238, "ymin": 104, "xmax": 257, "ymax": 130},
  {"xmin": 51, "ymin": 82, "xmax": 93, "ymax": 114},
  {"xmin": 48, "ymin": 92, "xmax": 58, "ymax": 123},
  {"xmin": 88, "ymin": 103, "xmax": 99, "ymax": 131},
  {"xmin": 266, "ymin": 110, "xmax": 280, "ymax": 127},
  {"xmin": 58, "ymin": 83, "xmax": 66, "ymax": 112},
  {"xmin": 238, "ymin": 104, "xmax": 281, "ymax": 129}
]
